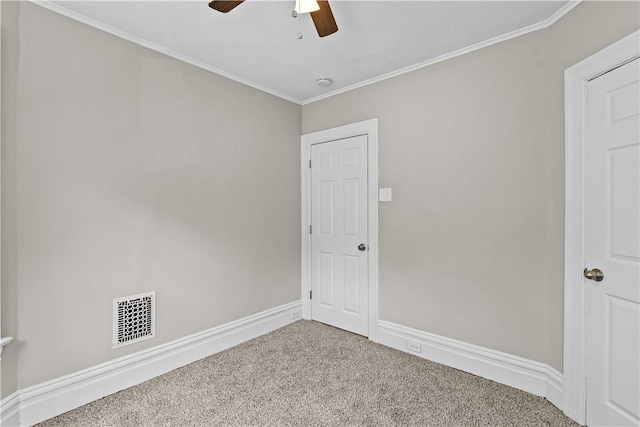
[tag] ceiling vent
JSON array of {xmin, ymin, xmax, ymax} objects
[{"xmin": 112, "ymin": 291, "xmax": 156, "ymax": 349}]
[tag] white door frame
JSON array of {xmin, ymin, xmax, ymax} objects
[
  {"xmin": 301, "ymin": 118, "xmax": 379, "ymax": 342},
  {"xmin": 563, "ymin": 30, "xmax": 640, "ymax": 425}
]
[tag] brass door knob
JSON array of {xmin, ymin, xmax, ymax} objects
[{"xmin": 583, "ymin": 268, "xmax": 604, "ymax": 282}]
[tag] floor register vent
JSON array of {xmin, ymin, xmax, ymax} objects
[{"xmin": 113, "ymin": 291, "xmax": 156, "ymax": 349}]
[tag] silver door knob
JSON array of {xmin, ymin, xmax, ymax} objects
[
  {"xmin": 584, "ymin": 268, "xmax": 604, "ymax": 282},
  {"xmin": 358, "ymin": 244, "xmax": 367, "ymax": 252}
]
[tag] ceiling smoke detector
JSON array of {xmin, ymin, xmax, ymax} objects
[{"xmin": 317, "ymin": 78, "xmax": 333, "ymax": 87}]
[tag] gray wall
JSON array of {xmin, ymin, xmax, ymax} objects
[
  {"xmin": 1, "ymin": 0, "xmax": 638, "ymax": 401},
  {"xmin": 1, "ymin": 1, "xmax": 301, "ymax": 396},
  {"xmin": 1, "ymin": 0, "xmax": 20, "ymax": 399},
  {"xmin": 302, "ymin": 1, "xmax": 639, "ymax": 371}
]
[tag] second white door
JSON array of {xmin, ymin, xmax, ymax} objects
[
  {"xmin": 585, "ymin": 58, "xmax": 639, "ymax": 426},
  {"xmin": 310, "ymin": 135, "xmax": 369, "ymax": 336}
]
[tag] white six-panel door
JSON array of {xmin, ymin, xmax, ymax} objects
[
  {"xmin": 310, "ymin": 135, "xmax": 369, "ymax": 336},
  {"xmin": 585, "ymin": 58, "xmax": 640, "ymax": 427}
]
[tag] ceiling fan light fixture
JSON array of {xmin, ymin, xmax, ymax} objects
[{"xmin": 295, "ymin": 0, "xmax": 320, "ymax": 14}]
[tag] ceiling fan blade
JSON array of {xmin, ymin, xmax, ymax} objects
[
  {"xmin": 310, "ymin": 0, "xmax": 338, "ymax": 37},
  {"xmin": 208, "ymin": 0, "xmax": 244, "ymax": 13}
]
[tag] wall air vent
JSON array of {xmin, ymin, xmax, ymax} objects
[{"xmin": 112, "ymin": 291, "xmax": 155, "ymax": 349}]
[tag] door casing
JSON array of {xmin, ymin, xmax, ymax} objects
[
  {"xmin": 301, "ymin": 118, "xmax": 379, "ymax": 341},
  {"xmin": 563, "ymin": 30, "xmax": 640, "ymax": 425}
]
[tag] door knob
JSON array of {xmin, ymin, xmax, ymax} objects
[
  {"xmin": 583, "ymin": 268, "xmax": 604, "ymax": 282},
  {"xmin": 358, "ymin": 244, "xmax": 367, "ymax": 252}
]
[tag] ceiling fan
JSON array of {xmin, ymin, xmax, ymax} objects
[{"xmin": 208, "ymin": 0, "xmax": 339, "ymax": 37}]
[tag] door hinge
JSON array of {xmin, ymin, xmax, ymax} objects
[
  {"xmin": 310, "ymin": 290, "xmax": 312, "ymax": 299},
  {"xmin": 309, "ymin": 159, "xmax": 311, "ymax": 168},
  {"xmin": 309, "ymin": 225, "xmax": 312, "ymax": 234}
]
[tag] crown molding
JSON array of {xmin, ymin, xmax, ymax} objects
[
  {"xmin": 30, "ymin": 0, "xmax": 582, "ymax": 106},
  {"xmin": 29, "ymin": 0, "xmax": 301, "ymax": 105},
  {"xmin": 301, "ymin": 0, "xmax": 582, "ymax": 105}
]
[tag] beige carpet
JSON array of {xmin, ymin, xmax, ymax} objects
[{"xmin": 38, "ymin": 320, "xmax": 577, "ymax": 426}]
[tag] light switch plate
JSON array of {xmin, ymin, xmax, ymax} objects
[{"xmin": 379, "ymin": 188, "xmax": 392, "ymax": 202}]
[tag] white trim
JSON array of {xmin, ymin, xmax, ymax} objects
[
  {"xmin": 300, "ymin": 119, "xmax": 379, "ymax": 342},
  {"xmin": 377, "ymin": 320, "xmax": 564, "ymax": 410},
  {"xmin": 0, "ymin": 337, "xmax": 13, "ymax": 359},
  {"xmin": 0, "ymin": 393, "xmax": 20, "ymax": 427},
  {"xmin": 563, "ymin": 30, "xmax": 640, "ymax": 426},
  {"xmin": 29, "ymin": 1, "xmax": 300, "ymax": 105},
  {"xmin": 3, "ymin": 300, "xmax": 302, "ymax": 426},
  {"xmin": 30, "ymin": 0, "xmax": 582, "ymax": 106},
  {"xmin": 301, "ymin": 0, "xmax": 582, "ymax": 105},
  {"xmin": 2, "ymin": 310, "xmax": 569, "ymax": 427}
]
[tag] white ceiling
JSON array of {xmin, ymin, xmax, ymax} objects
[{"xmin": 44, "ymin": 1, "xmax": 576, "ymax": 104}]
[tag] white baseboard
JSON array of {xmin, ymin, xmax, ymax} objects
[
  {"xmin": 544, "ymin": 364, "xmax": 564, "ymax": 410},
  {"xmin": 2, "ymin": 308, "xmax": 565, "ymax": 426},
  {"xmin": 2, "ymin": 300, "xmax": 302, "ymax": 427},
  {"xmin": 0, "ymin": 392, "xmax": 21, "ymax": 427},
  {"xmin": 377, "ymin": 320, "xmax": 563, "ymax": 410}
]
